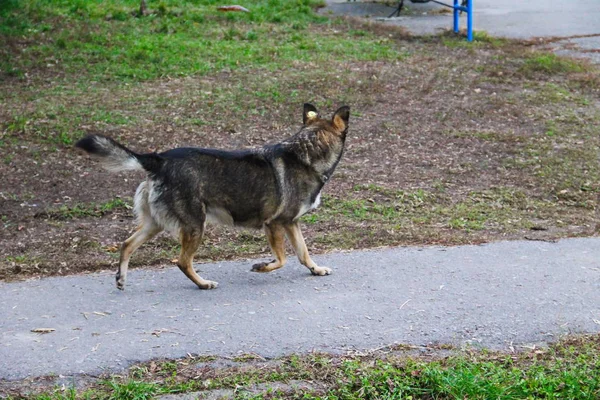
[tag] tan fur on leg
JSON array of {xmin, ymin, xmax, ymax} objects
[
  {"xmin": 252, "ymin": 223, "xmax": 286, "ymax": 273},
  {"xmin": 284, "ymin": 222, "xmax": 331, "ymax": 276},
  {"xmin": 177, "ymin": 230, "xmax": 218, "ymax": 289},
  {"xmin": 117, "ymin": 221, "xmax": 161, "ymax": 290}
]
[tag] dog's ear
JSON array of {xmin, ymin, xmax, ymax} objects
[
  {"xmin": 332, "ymin": 106, "xmax": 350, "ymax": 132},
  {"xmin": 303, "ymin": 103, "xmax": 319, "ymax": 125}
]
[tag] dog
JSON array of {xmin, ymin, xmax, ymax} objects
[{"xmin": 75, "ymin": 104, "xmax": 350, "ymax": 290}]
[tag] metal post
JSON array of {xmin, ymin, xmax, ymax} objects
[
  {"xmin": 388, "ymin": 0, "xmax": 405, "ymax": 18},
  {"xmin": 453, "ymin": 0, "xmax": 459, "ymax": 33},
  {"xmin": 467, "ymin": 0, "xmax": 473, "ymax": 41}
]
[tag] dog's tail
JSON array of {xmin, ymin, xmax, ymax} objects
[{"xmin": 75, "ymin": 134, "xmax": 163, "ymax": 174}]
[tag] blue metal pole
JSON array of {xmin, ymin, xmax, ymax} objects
[
  {"xmin": 467, "ymin": 0, "xmax": 473, "ymax": 41},
  {"xmin": 453, "ymin": 0, "xmax": 459, "ymax": 33}
]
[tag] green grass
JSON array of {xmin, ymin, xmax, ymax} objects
[
  {"xmin": 0, "ymin": 59, "xmax": 394, "ymax": 147},
  {"xmin": 522, "ymin": 53, "xmax": 587, "ymax": 75},
  {"xmin": 441, "ymin": 30, "xmax": 505, "ymax": 48},
  {"xmin": 35, "ymin": 197, "xmax": 131, "ymax": 220},
  {"xmin": 3, "ymin": 102, "xmax": 137, "ymax": 146},
  {"xmin": 0, "ymin": 0, "xmax": 406, "ymax": 147},
  {"xmin": 0, "ymin": 0, "xmax": 402, "ymax": 83},
  {"xmin": 303, "ymin": 185, "xmax": 549, "ymax": 233},
  {"xmin": 322, "ymin": 351, "xmax": 600, "ymax": 399},
  {"xmin": 23, "ymin": 335, "xmax": 600, "ymax": 399}
]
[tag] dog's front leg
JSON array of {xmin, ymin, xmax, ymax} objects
[
  {"xmin": 252, "ymin": 223, "xmax": 286, "ymax": 273},
  {"xmin": 177, "ymin": 229, "xmax": 218, "ymax": 289},
  {"xmin": 284, "ymin": 222, "xmax": 331, "ymax": 276}
]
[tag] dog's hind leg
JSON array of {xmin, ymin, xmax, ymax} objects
[
  {"xmin": 251, "ymin": 223, "xmax": 286, "ymax": 273},
  {"xmin": 117, "ymin": 219, "xmax": 161, "ymax": 290},
  {"xmin": 284, "ymin": 222, "xmax": 331, "ymax": 276},
  {"xmin": 177, "ymin": 229, "xmax": 218, "ymax": 289}
]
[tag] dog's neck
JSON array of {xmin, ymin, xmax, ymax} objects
[{"xmin": 282, "ymin": 127, "xmax": 345, "ymax": 183}]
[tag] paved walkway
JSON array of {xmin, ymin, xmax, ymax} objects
[
  {"xmin": 322, "ymin": 0, "xmax": 600, "ymax": 62},
  {"xmin": 2, "ymin": 238, "xmax": 600, "ymax": 380}
]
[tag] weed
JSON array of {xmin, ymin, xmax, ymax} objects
[
  {"xmin": 233, "ymin": 353, "xmax": 264, "ymax": 363},
  {"xmin": 5, "ymin": 255, "xmax": 31, "ymax": 263},
  {"xmin": 522, "ymin": 53, "xmax": 587, "ymax": 75},
  {"xmin": 442, "ymin": 30, "xmax": 504, "ymax": 48},
  {"xmin": 105, "ymin": 379, "xmax": 159, "ymax": 400},
  {"xmin": 545, "ymin": 120, "xmax": 556, "ymax": 137}
]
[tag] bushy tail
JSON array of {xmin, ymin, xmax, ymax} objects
[{"xmin": 75, "ymin": 134, "xmax": 162, "ymax": 174}]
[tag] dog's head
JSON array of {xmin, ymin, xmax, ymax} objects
[{"xmin": 303, "ymin": 103, "xmax": 350, "ymax": 137}]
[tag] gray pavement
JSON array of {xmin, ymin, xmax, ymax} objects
[
  {"xmin": 322, "ymin": 0, "xmax": 600, "ymax": 62},
  {"xmin": 2, "ymin": 238, "xmax": 600, "ymax": 381}
]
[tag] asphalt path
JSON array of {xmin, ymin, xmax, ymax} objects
[
  {"xmin": 323, "ymin": 0, "xmax": 600, "ymax": 63},
  {"xmin": 2, "ymin": 238, "xmax": 600, "ymax": 380}
]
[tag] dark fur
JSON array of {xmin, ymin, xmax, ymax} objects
[{"xmin": 75, "ymin": 104, "xmax": 350, "ymax": 290}]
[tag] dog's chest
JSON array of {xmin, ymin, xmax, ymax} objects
[{"xmin": 295, "ymin": 191, "xmax": 321, "ymax": 220}]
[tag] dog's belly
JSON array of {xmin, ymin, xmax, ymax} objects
[
  {"xmin": 206, "ymin": 206, "xmax": 235, "ymax": 226},
  {"xmin": 206, "ymin": 205, "xmax": 266, "ymax": 229}
]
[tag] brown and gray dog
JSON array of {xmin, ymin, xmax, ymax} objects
[{"xmin": 75, "ymin": 104, "xmax": 350, "ymax": 290}]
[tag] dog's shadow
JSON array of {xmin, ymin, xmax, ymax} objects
[
  {"xmin": 193, "ymin": 261, "xmax": 335, "ymax": 291},
  {"xmin": 116, "ymin": 259, "xmax": 338, "ymax": 300}
]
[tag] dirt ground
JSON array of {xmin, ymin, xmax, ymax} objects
[{"xmin": 1, "ymin": 22, "xmax": 599, "ymax": 282}]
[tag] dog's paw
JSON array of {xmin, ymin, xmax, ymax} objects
[
  {"xmin": 115, "ymin": 273, "xmax": 125, "ymax": 290},
  {"xmin": 311, "ymin": 266, "xmax": 332, "ymax": 276},
  {"xmin": 251, "ymin": 260, "xmax": 275, "ymax": 273},
  {"xmin": 198, "ymin": 280, "xmax": 219, "ymax": 290}
]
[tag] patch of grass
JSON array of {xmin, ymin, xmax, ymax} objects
[
  {"xmin": 3, "ymin": 102, "xmax": 136, "ymax": 146},
  {"xmin": 307, "ymin": 186, "xmax": 546, "ymax": 234},
  {"xmin": 1, "ymin": 58, "xmax": 396, "ymax": 147},
  {"xmin": 545, "ymin": 119, "xmax": 556, "ymax": 137},
  {"xmin": 504, "ymin": 118, "xmax": 600, "ymax": 207},
  {"xmin": 0, "ymin": 1, "xmax": 406, "ymax": 147},
  {"xmin": 35, "ymin": 198, "xmax": 131, "ymax": 220},
  {"xmin": 0, "ymin": 0, "xmax": 402, "ymax": 83},
  {"xmin": 232, "ymin": 353, "xmax": 266, "ymax": 363},
  {"xmin": 5, "ymin": 254, "xmax": 38, "ymax": 264},
  {"xmin": 522, "ymin": 53, "xmax": 587, "ymax": 76},
  {"xmin": 442, "ymin": 30, "xmax": 505, "ymax": 48},
  {"xmin": 324, "ymin": 348, "xmax": 600, "ymax": 399},
  {"xmin": 297, "ymin": 185, "xmax": 569, "ymax": 251},
  {"xmin": 105, "ymin": 379, "xmax": 158, "ymax": 400},
  {"xmin": 540, "ymin": 83, "xmax": 577, "ymax": 103},
  {"xmin": 444, "ymin": 129, "xmax": 525, "ymax": 143},
  {"xmin": 22, "ymin": 335, "xmax": 600, "ymax": 399}
]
